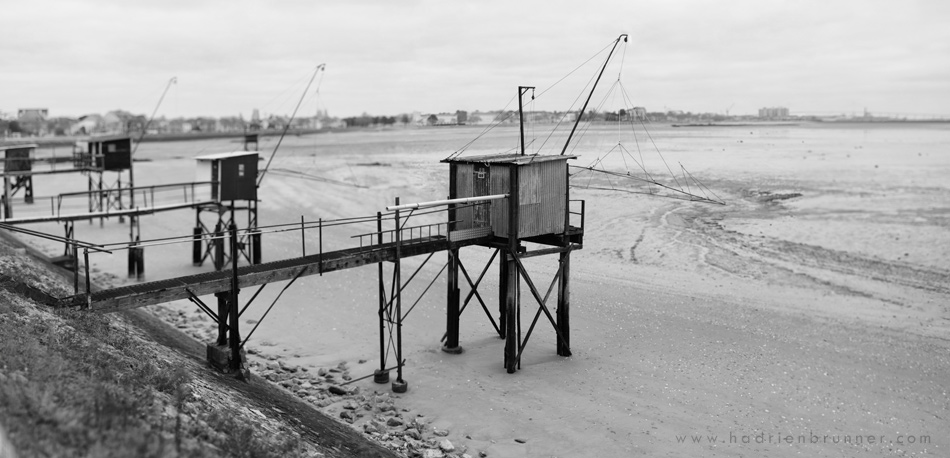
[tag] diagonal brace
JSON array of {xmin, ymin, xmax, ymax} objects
[
  {"xmin": 511, "ymin": 253, "xmax": 570, "ymax": 352},
  {"xmin": 517, "ymin": 262, "xmax": 563, "ymax": 362},
  {"xmin": 186, "ymin": 288, "xmax": 220, "ymax": 324}
]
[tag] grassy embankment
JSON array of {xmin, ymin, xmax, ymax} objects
[{"xmin": 0, "ymin": 237, "xmax": 307, "ymax": 457}]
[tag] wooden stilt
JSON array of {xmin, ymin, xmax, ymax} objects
[
  {"xmin": 443, "ymin": 247, "xmax": 462, "ymax": 353},
  {"xmin": 374, "ymin": 211, "xmax": 390, "ymax": 384},
  {"xmin": 392, "ymin": 198, "xmax": 408, "ymax": 393},
  {"xmin": 504, "ymin": 251, "xmax": 519, "ymax": 373},
  {"xmin": 498, "ymin": 253, "xmax": 507, "ymax": 339},
  {"xmin": 227, "ymin": 223, "xmax": 245, "ymax": 378},
  {"xmin": 216, "ymin": 291, "xmax": 228, "ymax": 346},
  {"xmin": 504, "ymin": 163, "xmax": 520, "ymax": 373},
  {"xmin": 557, "ymin": 250, "xmax": 572, "ymax": 356}
]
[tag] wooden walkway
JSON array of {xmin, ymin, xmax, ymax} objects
[{"xmin": 59, "ymin": 234, "xmax": 489, "ymax": 312}]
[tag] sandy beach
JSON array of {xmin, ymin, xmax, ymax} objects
[{"xmin": 7, "ymin": 122, "xmax": 949, "ymax": 457}]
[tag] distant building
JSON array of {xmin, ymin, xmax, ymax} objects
[
  {"xmin": 17, "ymin": 108, "xmax": 49, "ymax": 135},
  {"xmin": 631, "ymin": 107, "xmax": 647, "ymax": 121},
  {"xmin": 758, "ymin": 107, "xmax": 789, "ymax": 119}
]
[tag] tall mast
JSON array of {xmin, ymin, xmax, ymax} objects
[
  {"xmin": 560, "ymin": 33, "xmax": 628, "ymax": 155},
  {"xmin": 258, "ymin": 64, "xmax": 325, "ymax": 187}
]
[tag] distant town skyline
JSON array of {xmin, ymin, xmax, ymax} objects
[{"xmin": 3, "ymin": 1, "xmax": 949, "ymax": 120}]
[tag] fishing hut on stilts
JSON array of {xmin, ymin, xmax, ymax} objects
[
  {"xmin": 1, "ymin": 144, "xmax": 38, "ymax": 218},
  {"xmin": 192, "ymin": 152, "xmax": 262, "ymax": 271}
]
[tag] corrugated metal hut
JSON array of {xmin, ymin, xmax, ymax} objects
[
  {"xmin": 442, "ymin": 154, "xmax": 575, "ymax": 241},
  {"xmin": 195, "ymin": 151, "xmax": 259, "ymax": 202}
]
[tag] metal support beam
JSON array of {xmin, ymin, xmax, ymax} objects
[{"xmin": 392, "ymin": 198, "xmax": 408, "ymax": 393}]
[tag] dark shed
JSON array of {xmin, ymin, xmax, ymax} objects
[
  {"xmin": 0, "ymin": 144, "xmax": 37, "ymax": 173},
  {"xmin": 195, "ymin": 151, "xmax": 259, "ymax": 202},
  {"xmin": 83, "ymin": 136, "xmax": 132, "ymax": 171}
]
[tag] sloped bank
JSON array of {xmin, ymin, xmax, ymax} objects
[{"xmin": 0, "ymin": 230, "xmax": 398, "ymax": 458}]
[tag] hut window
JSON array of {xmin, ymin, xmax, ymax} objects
[{"xmin": 238, "ymin": 164, "xmax": 245, "ymax": 177}]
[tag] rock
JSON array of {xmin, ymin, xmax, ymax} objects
[
  {"xmin": 300, "ymin": 381, "xmax": 313, "ymax": 389},
  {"xmin": 329, "ymin": 367, "xmax": 342, "ymax": 373},
  {"xmin": 433, "ymin": 428, "xmax": 449, "ymax": 437},
  {"xmin": 318, "ymin": 368, "xmax": 328, "ymax": 376},
  {"xmin": 340, "ymin": 410, "xmax": 355, "ymax": 423},
  {"xmin": 422, "ymin": 450, "xmax": 444, "ymax": 458},
  {"xmin": 363, "ymin": 422, "xmax": 379, "ymax": 434},
  {"xmin": 479, "ymin": 452, "xmax": 488, "ymax": 458},
  {"xmin": 266, "ymin": 361, "xmax": 280, "ymax": 371},
  {"xmin": 439, "ymin": 439, "xmax": 455, "ymax": 452},
  {"xmin": 358, "ymin": 359, "xmax": 367, "ymax": 364},
  {"xmin": 462, "ymin": 454, "xmax": 472, "ymax": 458},
  {"xmin": 342, "ymin": 401, "xmax": 358, "ymax": 410},
  {"xmin": 328, "ymin": 385, "xmax": 348, "ymax": 396},
  {"xmin": 405, "ymin": 428, "xmax": 422, "ymax": 440},
  {"xmin": 514, "ymin": 438, "xmax": 526, "ymax": 444},
  {"xmin": 386, "ymin": 416, "xmax": 404, "ymax": 427}
]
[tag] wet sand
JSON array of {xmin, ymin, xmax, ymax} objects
[{"xmin": 8, "ymin": 122, "xmax": 950, "ymax": 456}]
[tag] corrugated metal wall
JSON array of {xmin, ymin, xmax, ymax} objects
[
  {"xmin": 490, "ymin": 165, "xmax": 510, "ymax": 236},
  {"xmin": 453, "ymin": 163, "xmax": 474, "ymax": 230},
  {"xmin": 454, "ymin": 159, "xmax": 566, "ymax": 239}
]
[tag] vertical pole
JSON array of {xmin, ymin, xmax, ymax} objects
[
  {"xmin": 118, "ymin": 174, "xmax": 124, "ymax": 222},
  {"xmin": 2, "ymin": 176, "xmax": 10, "ymax": 219},
  {"xmin": 300, "ymin": 215, "xmax": 306, "ymax": 256},
  {"xmin": 228, "ymin": 223, "xmax": 243, "ymax": 376},
  {"xmin": 72, "ymin": 242, "xmax": 79, "ymax": 295},
  {"xmin": 318, "ymin": 217, "xmax": 322, "ymax": 275},
  {"xmin": 557, "ymin": 250, "xmax": 572, "ymax": 357},
  {"xmin": 518, "ymin": 86, "xmax": 534, "ymax": 156},
  {"xmin": 213, "ymin": 221, "xmax": 224, "ymax": 271},
  {"xmin": 444, "ymin": 165, "xmax": 462, "ymax": 353},
  {"xmin": 558, "ymin": 157, "xmax": 572, "ymax": 356},
  {"xmin": 374, "ymin": 211, "xmax": 389, "ymax": 384},
  {"xmin": 83, "ymin": 248, "xmax": 91, "ymax": 307},
  {"xmin": 98, "ymin": 173, "xmax": 103, "ymax": 227},
  {"xmin": 392, "ymin": 197, "xmax": 408, "ymax": 393},
  {"xmin": 128, "ymin": 149, "xmax": 135, "ymax": 211},
  {"xmin": 250, "ymin": 200, "xmax": 261, "ymax": 264},
  {"xmin": 192, "ymin": 223, "xmax": 203, "ymax": 266},
  {"xmin": 498, "ymin": 251, "xmax": 507, "ymax": 338},
  {"xmin": 216, "ymin": 291, "xmax": 228, "ymax": 346},
  {"xmin": 127, "ymin": 242, "xmax": 136, "ymax": 278},
  {"xmin": 504, "ymin": 164, "xmax": 520, "ymax": 373},
  {"xmin": 443, "ymin": 247, "xmax": 462, "ymax": 353}
]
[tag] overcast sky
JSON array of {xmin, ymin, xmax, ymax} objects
[{"xmin": 3, "ymin": 0, "xmax": 948, "ymax": 119}]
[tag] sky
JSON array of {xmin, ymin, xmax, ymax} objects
[{"xmin": 2, "ymin": 0, "xmax": 949, "ymax": 119}]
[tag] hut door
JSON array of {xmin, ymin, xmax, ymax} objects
[{"xmin": 473, "ymin": 165, "xmax": 490, "ymax": 228}]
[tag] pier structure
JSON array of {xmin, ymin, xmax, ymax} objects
[
  {"xmin": 191, "ymin": 151, "xmax": 262, "ymax": 271},
  {"xmin": 73, "ymin": 136, "xmax": 135, "ymax": 225},
  {"xmin": 52, "ymin": 148, "xmax": 586, "ymax": 388},
  {"xmin": 1, "ymin": 143, "xmax": 91, "ymax": 219},
  {"xmin": 1, "ymin": 144, "xmax": 39, "ymax": 218}
]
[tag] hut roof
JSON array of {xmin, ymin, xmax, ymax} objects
[{"xmin": 442, "ymin": 153, "xmax": 575, "ymax": 165}]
